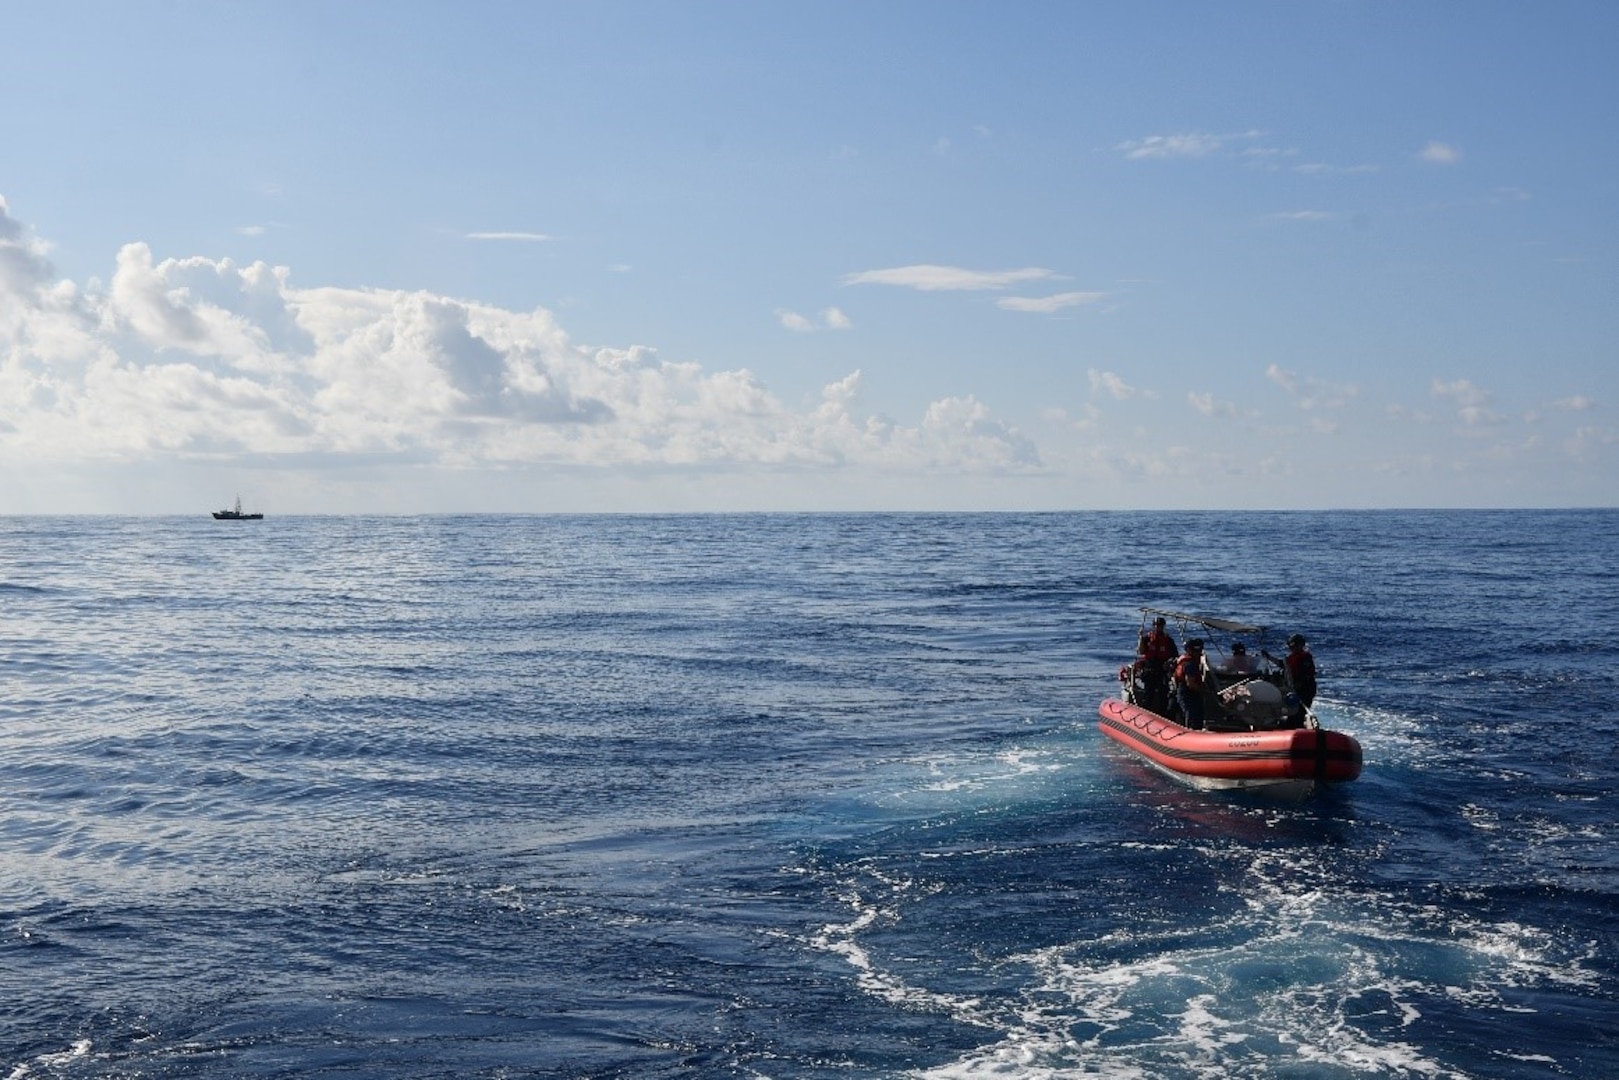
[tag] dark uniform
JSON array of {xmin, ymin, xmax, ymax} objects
[
  {"xmin": 1137, "ymin": 619, "xmax": 1177, "ymax": 715},
  {"xmin": 1173, "ymin": 639, "xmax": 1207, "ymax": 729},
  {"xmin": 1284, "ymin": 634, "xmax": 1317, "ymax": 724}
]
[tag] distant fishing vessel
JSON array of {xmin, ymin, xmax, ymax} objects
[
  {"xmin": 212, "ymin": 496, "xmax": 263, "ymax": 521},
  {"xmin": 1099, "ymin": 608, "xmax": 1362, "ymax": 794}
]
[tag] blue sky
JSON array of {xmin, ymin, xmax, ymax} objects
[{"xmin": 2, "ymin": 1, "xmax": 1614, "ymax": 512}]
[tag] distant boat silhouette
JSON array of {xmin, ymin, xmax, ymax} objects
[{"xmin": 212, "ymin": 496, "xmax": 263, "ymax": 521}]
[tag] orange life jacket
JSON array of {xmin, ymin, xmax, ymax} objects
[
  {"xmin": 1141, "ymin": 630, "xmax": 1177, "ymax": 664},
  {"xmin": 1174, "ymin": 653, "xmax": 1204, "ymax": 689}
]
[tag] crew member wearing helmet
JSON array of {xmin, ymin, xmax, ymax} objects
[
  {"xmin": 1284, "ymin": 634, "xmax": 1317, "ymax": 722},
  {"xmin": 1173, "ymin": 639, "xmax": 1208, "ymax": 729}
]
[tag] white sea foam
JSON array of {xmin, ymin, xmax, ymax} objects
[
  {"xmin": 7, "ymin": 1040, "xmax": 93, "ymax": 1079},
  {"xmin": 902, "ymin": 745, "xmax": 1065, "ymax": 796},
  {"xmin": 809, "ymin": 885, "xmax": 994, "ymax": 1029},
  {"xmin": 821, "ymin": 833, "xmax": 1599, "ymax": 1078}
]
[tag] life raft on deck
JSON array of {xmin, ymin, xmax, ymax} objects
[{"xmin": 1097, "ymin": 698, "xmax": 1363, "ymax": 787}]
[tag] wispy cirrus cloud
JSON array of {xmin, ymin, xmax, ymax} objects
[
  {"xmin": 1295, "ymin": 162, "xmax": 1380, "ymax": 176},
  {"xmin": 996, "ymin": 291, "xmax": 1106, "ymax": 314},
  {"xmin": 1269, "ymin": 210, "xmax": 1338, "ymax": 223},
  {"xmin": 1241, "ymin": 145, "xmax": 1298, "ymax": 164},
  {"xmin": 1115, "ymin": 133, "xmax": 1224, "ymax": 160},
  {"xmin": 843, "ymin": 264, "xmax": 1057, "ymax": 291},
  {"xmin": 1121, "ymin": 132, "xmax": 1385, "ymax": 178},
  {"xmin": 465, "ymin": 231, "xmax": 554, "ymax": 242},
  {"xmin": 1524, "ymin": 395, "xmax": 1596, "ymax": 422}
]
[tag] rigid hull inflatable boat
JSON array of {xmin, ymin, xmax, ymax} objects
[{"xmin": 1099, "ymin": 608, "xmax": 1363, "ymax": 792}]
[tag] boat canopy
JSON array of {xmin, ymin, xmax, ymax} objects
[{"xmin": 1139, "ymin": 607, "xmax": 1267, "ymax": 636}]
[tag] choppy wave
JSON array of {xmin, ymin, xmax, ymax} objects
[{"xmin": 1, "ymin": 512, "xmax": 1614, "ymax": 1077}]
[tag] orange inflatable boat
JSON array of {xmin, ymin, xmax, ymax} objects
[
  {"xmin": 1097, "ymin": 697, "xmax": 1363, "ymax": 790},
  {"xmin": 1101, "ymin": 608, "xmax": 1363, "ymax": 792}
]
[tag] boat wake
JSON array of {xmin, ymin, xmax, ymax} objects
[{"xmin": 801, "ymin": 731, "xmax": 1601, "ymax": 1079}]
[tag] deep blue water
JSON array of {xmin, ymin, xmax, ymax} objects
[{"xmin": 1, "ymin": 511, "xmax": 1615, "ymax": 1078}]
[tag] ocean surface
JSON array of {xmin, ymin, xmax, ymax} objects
[{"xmin": 1, "ymin": 511, "xmax": 1614, "ymax": 1079}]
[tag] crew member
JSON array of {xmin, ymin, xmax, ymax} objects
[
  {"xmin": 1225, "ymin": 642, "xmax": 1257, "ymax": 675},
  {"xmin": 1137, "ymin": 616, "xmax": 1177, "ymax": 715},
  {"xmin": 1173, "ymin": 639, "xmax": 1208, "ymax": 729},
  {"xmin": 1284, "ymin": 633, "xmax": 1317, "ymax": 723}
]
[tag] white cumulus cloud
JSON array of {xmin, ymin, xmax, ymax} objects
[
  {"xmin": 776, "ymin": 307, "xmax": 852, "ymax": 332},
  {"xmin": 1088, "ymin": 369, "xmax": 1149, "ymax": 400},
  {"xmin": 1432, "ymin": 377, "xmax": 1503, "ymax": 426},
  {"xmin": 776, "ymin": 309, "xmax": 816, "ymax": 333},
  {"xmin": 0, "ymin": 196, "xmax": 57, "ymax": 304},
  {"xmin": 1266, "ymin": 364, "xmax": 1357, "ymax": 411},
  {"xmin": 0, "ymin": 201, "xmax": 1034, "ymax": 478},
  {"xmin": 1188, "ymin": 391, "xmax": 1240, "ymax": 419}
]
